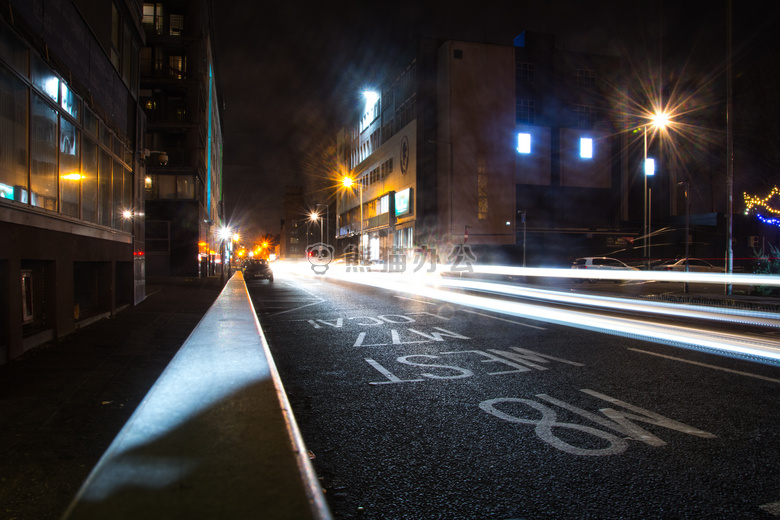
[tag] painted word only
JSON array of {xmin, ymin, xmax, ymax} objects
[{"xmin": 365, "ymin": 347, "xmax": 583, "ymax": 385}]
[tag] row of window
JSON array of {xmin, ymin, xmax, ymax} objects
[
  {"xmin": 516, "ymin": 100, "xmax": 599, "ymax": 128},
  {"xmin": 516, "ymin": 62, "xmax": 597, "ymax": 88},
  {"xmin": 0, "ymin": 30, "xmax": 134, "ymax": 232},
  {"xmin": 357, "ymin": 158, "xmax": 395, "ymax": 189},
  {"xmin": 142, "ymin": 4, "xmax": 185, "ymax": 37}
]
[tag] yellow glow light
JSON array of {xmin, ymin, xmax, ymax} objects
[
  {"xmin": 342, "ymin": 176, "xmax": 354, "ymax": 188},
  {"xmin": 61, "ymin": 173, "xmax": 84, "ymax": 181},
  {"xmin": 744, "ymin": 186, "xmax": 780, "ymax": 215}
]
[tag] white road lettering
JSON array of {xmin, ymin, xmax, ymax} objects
[
  {"xmin": 378, "ymin": 315, "xmax": 417, "ymax": 324},
  {"xmin": 480, "ymin": 389, "xmax": 716, "ymax": 456},
  {"xmin": 365, "ymin": 358, "xmax": 424, "ymax": 385},
  {"xmin": 442, "ymin": 350, "xmax": 532, "ymax": 375},
  {"xmin": 407, "ymin": 327, "xmax": 470, "ymax": 341},
  {"xmin": 348, "ymin": 316, "xmax": 385, "ymax": 326},
  {"xmin": 479, "ymin": 397, "xmax": 627, "ymax": 456},
  {"xmin": 397, "ymin": 355, "xmax": 474, "ymax": 379},
  {"xmin": 488, "ymin": 347, "xmax": 585, "ymax": 370}
]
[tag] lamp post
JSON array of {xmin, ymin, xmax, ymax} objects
[
  {"xmin": 678, "ymin": 181, "xmax": 690, "ymax": 293},
  {"xmin": 218, "ymin": 226, "xmax": 232, "ymax": 283},
  {"xmin": 642, "ymin": 112, "xmax": 668, "ymax": 270},
  {"xmin": 342, "ymin": 176, "xmax": 363, "ymax": 263},
  {"xmin": 314, "ymin": 203, "xmax": 329, "ymax": 246}
]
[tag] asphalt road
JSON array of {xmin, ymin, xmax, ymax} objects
[{"xmin": 248, "ymin": 268, "xmax": 780, "ymax": 520}]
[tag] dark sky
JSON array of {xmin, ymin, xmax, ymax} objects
[{"xmin": 212, "ymin": 1, "xmax": 778, "ymax": 243}]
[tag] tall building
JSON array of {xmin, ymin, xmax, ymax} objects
[
  {"xmin": 0, "ymin": 0, "xmax": 146, "ymax": 364},
  {"xmin": 139, "ymin": 0, "xmax": 224, "ymax": 277},
  {"xmin": 335, "ymin": 34, "xmax": 628, "ymax": 267}
]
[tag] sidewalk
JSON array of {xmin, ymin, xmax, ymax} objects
[{"xmin": 0, "ymin": 277, "xmax": 225, "ymax": 520}]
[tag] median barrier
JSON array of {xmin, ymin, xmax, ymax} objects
[{"xmin": 62, "ymin": 271, "xmax": 331, "ymax": 520}]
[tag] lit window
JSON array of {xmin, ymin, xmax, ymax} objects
[
  {"xmin": 517, "ymin": 133, "xmax": 531, "ymax": 154},
  {"xmin": 644, "ymin": 158, "xmax": 655, "ymax": 176},
  {"xmin": 580, "ymin": 138, "xmax": 593, "ymax": 159}
]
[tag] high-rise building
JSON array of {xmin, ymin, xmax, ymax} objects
[
  {"xmin": 0, "ymin": 0, "xmax": 146, "ymax": 364},
  {"xmin": 335, "ymin": 34, "xmax": 628, "ymax": 267},
  {"xmin": 139, "ymin": 0, "xmax": 224, "ymax": 277}
]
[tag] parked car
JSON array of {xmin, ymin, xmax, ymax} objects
[
  {"xmin": 571, "ymin": 257, "xmax": 639, "ymax": 282},
  {"xmin": 243, "ymin": 258, "xmax": 273, "ymax": 282},
  {"xmin": 651, "ymin": 258, "xmax": 724, "ymax": 273}
]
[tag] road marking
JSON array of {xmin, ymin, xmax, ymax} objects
[
  {"xmin": 760, "ymin": 501, "xmax": 780, "ymax": 516},
  {"xmin": 462, "ymin": 309, "xmax": 547, "ymax": 330},
  {"xmin": 395, "ymin": 296, "xmax": 436, "ymax": 305},
  {"xmin": 480, "ymin": 389, "xmax": 715, "ymax": 456},
  {"xmin": 269, "ymin": 300, "xmax": 325, "ymax": 316},
  {"xmin": 628, "ymin": 348, "xmax": 780, "ymax": 384}
]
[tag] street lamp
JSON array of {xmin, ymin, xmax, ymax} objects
[
  {"xmin": 218, "ymin": 226, "xmax": 232, "ymax": 283},
  {"xmin": 316, "ymin": 203, "xmax": 329, "ymax": 247},
  {"xmin": 310, "ymin": 204, "xmax": 329, "ymax": 246},
  {"xmin": 310, "ymin": 211, "xmax": 323, "ymax": 245},
  {"xmin": 643, "ymin": 111, "xmax": 669, "ymax": 269},
  {"xmin": 678, "ymin": 181, "xmax": 690, "ymax": 294},
  {"xmin": 342, "ymin": 176, "xmax": 364, "ymax": 263}
]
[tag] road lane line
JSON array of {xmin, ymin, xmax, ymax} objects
[
  {"xmin": 395, "ymin": 296, "xmax": 436, "ymax": 305},
  {"xmin": 628, "ymin": 348, "xmax": 780, "ymax": 384},
  {"xmin": 760, "ymin": 501, "xmax": 780, "ymax": 516},
  {"xmin": 463, "ymin": 309, "xmax": 547, "ymax": 330}
]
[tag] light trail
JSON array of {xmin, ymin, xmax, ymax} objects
[{"xmin": 272, "ymin": 262, "xmax": 780, "ymax": 365}]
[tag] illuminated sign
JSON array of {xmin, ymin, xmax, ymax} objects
[{"xmin": 395, "ymin": 188, "xmax": 411, "ymax": 216}]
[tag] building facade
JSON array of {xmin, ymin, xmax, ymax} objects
[
  {"xmin": 0, "ymin": 0, "xmax": 147, "ymax": 364},
  {"xmin": 335, "ymin": 35, "xmax": 630, "ymax": 267},
  {"xmin": 139, "ymin": 0, "xmax": 223, "ymax": 277}
]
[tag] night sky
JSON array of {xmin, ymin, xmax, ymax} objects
[{"xmin": 212, "ymin": 0, "xmax": 779, "ymax": 243}]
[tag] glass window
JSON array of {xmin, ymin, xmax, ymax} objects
[
  {"xmin": 0, "ymin": 65, "xmax": 29, "ymax": 203},
  {"xmin": 59, "ymin": 117, "xmax": 80, "ymax": 217},
  {"xmin": 30, "ymin": 94, "xmax": 58, "ymax": 210},
  {"xmin": 177, "ymin": 175, "xmax": 194, "ymax": 199},
  {"xmin": 100, "ymin": 121, "xmax": 111, "ymax": 148},
  {"xmin": 98, "ymin": 148, "xmax": 112, "ymax": 226},
  {"xmin": 112, "ymin": 158, "xmax": 123, "ymax": 229},
  {"xmin": 516, "ymin": 99, "xmax": 535, "ymax": 124},
  {"xmin": 158, "ymin": 174, "xmax": 175, "ymax": 199},
  {"xmin": 121, "ymin": 22, "xmax": 132, "ymax": 86},
  {"xmin": 32, "ymin": 55, "xmax": 59, "ymax": 102},
  {"xmin": 0, "ymin": 20, "xmax": 29, "ymax": 76},
  {"xmin": 83, "ymin": 107, "xmax": 97, "ymax": 137},
  {"xmin": 82, "ymin": 138, "xmax": 98, "ymax": 223},
  {"xmin": 580, "ymin": 138, "xmax": 593, "ymax": 159},
  {"xmin": 60, "ymin": 82, "xmax": 80, "ymax": 121},
  {"xmin": 170, "ymin": 14, "xmax": 184, "ymax": 36},
  {"xmin": 110, "ymin": 4, "xmax": 120, "ymax": 69},
  {"xmin": 122, "ymin": 165, "xmax": 132, "ymax": 232},
  {"xmin": 517, "ymin": 133, "xmax": 531, "ymax": 154}
]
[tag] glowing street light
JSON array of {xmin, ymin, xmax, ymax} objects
[
  {"xmin": 643, "ymin": 111, "xmax": 670, "ymax": 269},
  {"xmin": 342, "ymin": 176, "xmax": 364, "ymax": 262}
]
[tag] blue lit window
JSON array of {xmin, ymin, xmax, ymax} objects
[
  {"xmin": 580, "ymin": 138, "xmax": 593, "ymax": 159},
  {"xmin": 644, "ymin": 158, "xmax": 655, "ymax": 176},
  {"xmin": 517, "ymin": 133, "xmax": 531, "ymax": 154}
]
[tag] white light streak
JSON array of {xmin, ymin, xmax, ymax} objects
[{"xmin": 273, "ymin": 261, "xmax": 780, "ymax": 365}]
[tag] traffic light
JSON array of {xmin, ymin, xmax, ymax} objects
[{"xmin": 749, "ymin": 236, "xmax": 760, "ymax": 248}]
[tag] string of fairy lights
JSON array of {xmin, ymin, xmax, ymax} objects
[{"xmin": 744, "ymin": 186, "xmax": 780, "ymax": 228}]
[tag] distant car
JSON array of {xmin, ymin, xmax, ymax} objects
[
  {"xmin": 243, "ymin": 258, "xmax": 273, "ymax": 282},
  {"xmin": 571, "ymin": 257, "xmax": 639, "ymax": 283},
  {"xmin": 652, "ymin": 258, "xmax": 724, "ymax": 273}
]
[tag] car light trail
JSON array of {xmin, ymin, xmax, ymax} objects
[{"xmin": 274, "ymin": 262, "xmax": 780, "ymax": 366}]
